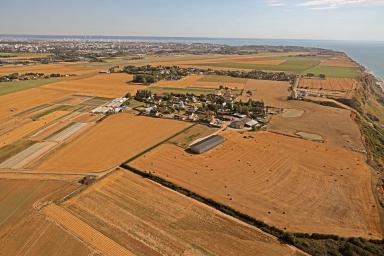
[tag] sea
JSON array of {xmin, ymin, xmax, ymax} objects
[{"xmin": 1, "ymin": 35, "xmax": 383, "ymax": 80}]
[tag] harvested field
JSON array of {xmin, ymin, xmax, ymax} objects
[
  {"xmin": 268, "ymin": 101, "xmax": 365, "ymax": 151},
  {"xmin": 31, "ymin": 120, "xmax": 72, "ymax": 141},
  {"xmin": 298, "ymin": 78, "xmax": 358, "ymax": 92},
  {"xmin": 36, "ymin": 113, "xmax": 190, "ymax": 173},
  {"xmin": 141, "ymin": 54, "xmax": 304, "ymax": 68},
  {"xmin": 198, "ymin": 75, "xmax": 249, "ymax": 84},
  {"xmin": 282, "ymin": 109, "xmax": 305, "ymax": 118},
  {"xmin": 72, "ymin": 113, "xmax": 101, "ymax": 123},
  {"xmin": 148, "ymin": 86, "xmax": 215, "ymax": 95},
  {"xmin": 80, "ymin": 96, "xmax": 111, "ymax": 107},
  {"xmin": 44, "ymin": 204, "xmax": 134, "ymax": 256},
  {"xmin": 194, "ymin": 57, "xmax": 322, "ymax": 72},
  {"xmin": 320, "ymin": 58, "xmax": 359, "ymax": 68},
  {"xmin": 0, "ymin": 179, "xmax": 89, "ymax": 255},
  {"xmin": 152, "ymin": 74, "xmax": 203, "ymax": 87},
  {"xmin": 0, "ymin": 111, "xmax": 69, "ymax": 148},
  {"xmin": 62, "ymin": 169, "xmax": 304, "ymax": 256},
  {"xmin": 237, "ymin": 80, "xmax": 291, "ymax": 108},
  {"xmin": 169, "ymin": 124, "xmax": 219, "ymax": 148},
  {"xmin": 43, "ymin": 73, "xmax": 141, "ymax": 98},
  {"xmin": 53, "ymin": 95, "xmax": 91, "ymax": 106},
  {"xmin": 0, "ymin": 141, "xmax": 56, "ymax": 169},
  {"xmin": 130, "ymin": 131, "xmax": 382, "ymax": 239},
  {"xmin": 14, "ymin": 103, "xmax": 52, "ymax": 118},
  {"xmin": 153, "ymin": 74, "xmax": 247, "ymax": 90},
  {"xmin": 296, "ymin": 132, "xmax": 324, "ymax": 142},
  {"xmin": 0, "ymin": 87, "xmax": 71, "ymax": 121}
]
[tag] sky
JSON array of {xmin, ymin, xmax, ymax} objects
[{"xmin": 0, "ymin": 0, "xmax": 383, "ymax": 41}]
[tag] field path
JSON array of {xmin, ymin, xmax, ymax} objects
[{"xmin": 43, "ymin": 204, "xmax": 134, "ymax": 256}]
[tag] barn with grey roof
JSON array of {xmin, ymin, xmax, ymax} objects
[{"xmin": 189, "ymin": 135, "xmax": 224, "ymax": 154}]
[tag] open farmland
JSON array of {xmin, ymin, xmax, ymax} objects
[
  {"xmin": 152, "ymin": 74, "xmax": 204, "ymax": 87},
  {"xmin": 303, "ymin": 65, "xmax": 360, "ymax": 78},
  {"xmin": 299, "ymin": 78, "xmax": 358, "ymax": 91},
  {"xmin": 36, "ymin": 113, "xmax": 190, "ymax": 173},
  {"xmin": 268, "ymin": 101, "xmax": 365, "ymax": 151},
  {"xmin": 0, "ymin": 52, "xmax": 51, "ymax": 60},
  {"xmin": 137, "ymin": 53, "xmax": 305, "ymax": 68},
  {"xmin": 0, "ymin": 62, "xmax": 116, "ymax": 76},
  {"xmin": 0, "ymin": 179, "xmax": 90, "ymax": 256},
  {"xmin": 61, "ymin": 169, "xmax": 304, "ymax": 256},
  {"xmin": 319, "ymin": 57, "xmax": 359, "ymax": 68},
  {"xmin": 298, "ymin": 78, "xmax": 358, "ymax": 98},
  {"xmin": 148, "ymin": 86, "xmax": 215, "ymax": 95},
  {"xmin": 43, "ymin": 73, "xmax": 140, "ymax": 98},
  {"xmin": 153, "ymin": 74, "xmax": 247, "ymax": 90},
  {"xmin": 238, "ymin": 79, "xmax": 291, "ymax": 108},
  {"xmin": 0, "ymin": 78, "xmax": 60, "ymax": 96},
  {"xmin": 0, "ymin": 88, "xmax": 72, "ymax": 121},
  {"xmin": 130, "ymin": 131, "xmax": 382, "ymax": 239},
  {"xmin": 194, "ymin": 56, "xmax": 322, "ymax": 72},
  {"xmin": 0, "ymin": 141, "xmax": 56, "ymax": 169},
  {"xmin": 0, "ymin": 110, "xmax": 69, "ymax": 148}
]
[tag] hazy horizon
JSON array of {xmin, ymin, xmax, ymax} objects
[
  {"xmin": 1, "ymin": 34, "xmax": 384, "ymax": 44},
  {"xmin": 1, "ymin": 0, "xmax": 383, "ymax": 41}
]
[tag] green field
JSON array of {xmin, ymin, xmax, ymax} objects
[
  {"xmin": 196, "ymin": 56, "xmax": 322, "ymax": 72},
  {"xmin": 198, "ymin": 75, "xmax": 248, "ymax": 83},
  {"xmin": 149, "ymin": 86, "xmax": 215, "ymax": 95},
  {"xmin": 0, "ymin": 79, "xmax": 60, "ymax": 96},
  {"xmin": 303, "ymin": 66, "xmax": 360, "ymax": 78},
  {"xmin": 0, "ymin": 53, "xmax": 17, "ymax": 57}
]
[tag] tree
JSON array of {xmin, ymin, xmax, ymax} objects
[{"xmin": 319, "ymin": 74, "xmax": 326, "ymax": 79}]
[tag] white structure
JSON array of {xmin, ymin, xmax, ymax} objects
[{"xmin": 91, "ymin": 97, "xmax": 129, "ymax": 114}]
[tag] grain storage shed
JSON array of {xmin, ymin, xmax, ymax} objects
[{"xmin": 189, "ymin": 135, "xmax": 224, "ymax": 154}]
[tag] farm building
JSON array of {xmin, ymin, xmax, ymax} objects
[
  {"xmin": 229, "ymin": 117, "xmax": 258, "ymax": 129},
  {"xmin": 189, "ymin": 135, "xmax": 224, "ymax": 154}
]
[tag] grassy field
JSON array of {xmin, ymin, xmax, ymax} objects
[
  {"xmin": 196, "ymin": 56, "xmax": 322, "ymax": 72},
  {"xmin": 0, "ymin": 79, "xmax": 60, "ymax": 96},
  {"xmin": 148, "ymin": 86, "xmax": 215, "ymax": 95},
  {"xmin": 303, "ymin": 66, "xmax": 360, "ymax": 78}
]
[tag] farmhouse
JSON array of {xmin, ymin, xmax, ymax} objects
[{"xmin": 189, "ymin": 135, "xmax": 224, "ymax": 154}]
